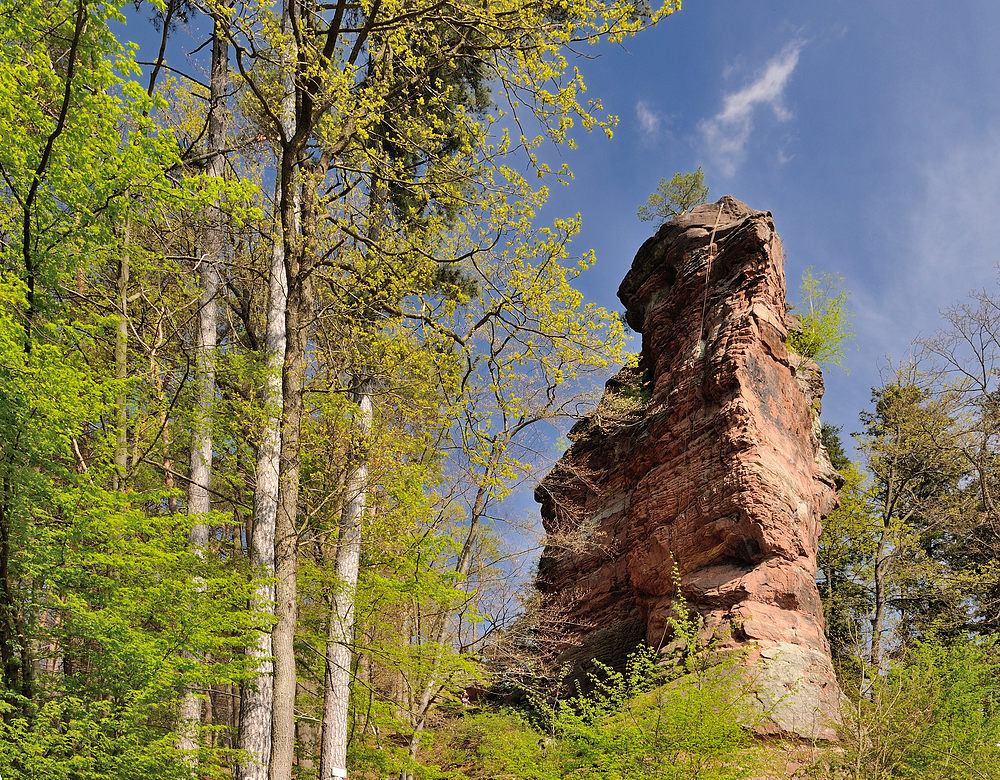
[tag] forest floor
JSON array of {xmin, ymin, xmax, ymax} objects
[
  {"xmin": 749, "ymin": 740, "xmax": 842, "ymax": 778},
  {"xmin": 416, "ymin": 706, "xmax": 850, "ymax": 779}
]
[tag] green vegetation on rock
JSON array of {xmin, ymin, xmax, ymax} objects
[
  {"xmin": 637, "ymin": 169, "xmax": 710, "ymax": 224},
  {"xmin": 787, "ymin": 267, "xmax": 855, "ymax": 369}
]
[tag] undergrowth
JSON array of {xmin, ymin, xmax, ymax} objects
[{"xmin": 417, "ymin": 601, "xmax": 762, "ymax": 780}]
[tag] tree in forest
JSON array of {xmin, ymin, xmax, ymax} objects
[
  {"xmin": 386, "ymin": 216, "xmax": 627, "ymax": 775},
  {"xmin": 291, "ymin": 340, "xmax": 474, "ymax": 776},
  {"xmin": 857, "ymin": 378, "xmax": 962, "ymax": 668},
  {"xmin": 217, "ymin": 0, "xmax": 680, "ymax": 776},
  {"xmin": 177, "ymin": 0, "xmax": 230, "ymax": 759},
  {"xmin": 908, "ymin": 291, "xmax": 1000, "ymax": 634},
  {"xmin": 636, "ymin": 168, "xmax": 709, "ymax": 223},
  {"xmin": 817, "ymin": 425, "xmax": 878, "ymax": 674},
  {"xmin": 819, "ymin": 283, "xmax": 1000, "ymax": 678},
  {"xmin": 818, "ymin": 382, "xmax": 955, "ymax": 674},
  {"xmin": 0, "ymin": 1, "xmax": 259, "ymax": 775}
]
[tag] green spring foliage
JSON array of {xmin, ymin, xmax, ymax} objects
[
  {"xmin": 838, "ymin": 637, "xmax": 1000, "ymax": 779},
  {"xmin": 637, "ymin": 169, "xmax": 710, "ymax": 224},
  {"xmin": 410, "ymin": 596, "xmax": 762, "ymax": 780},
  {"xmin": 418, "ymin": 645, "xmax": 759, "ymax": 780},
  {"xmin": 394, "ymin": 634, "xmax": 1000, "ymax": 780},
  {"xmin": 787, "ymin": 267, "xmax": 855, "ymax": 369},
  {"xmin": 0, "ymin": 271, "xmax": 257, "ymax": 776}
]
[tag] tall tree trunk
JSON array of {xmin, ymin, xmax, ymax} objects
[
  {"xmin": 238, "ymin": 183, "xmax": 291, "ymax": 780},
  {"xmin": 178, "ymin": 11, "xmax": 227, "ymax": 757},
  {"xmin": 318, "ymin": 151, "xmax": 386, "ymax": 778},
  {"xmin": 238, "ymin": 5, "xmax": 296, "ymax": 776},
  {"xmin": 268, "ymin": 256, "xmax": 308, "ymax": 780},
  {"xmin": 870, "ymin": 524, "xmax": 889, "ymax": 670},
  {"xmin": 0, "ymin": 480, "xmax": 32, "ymax": 716},
  {"xmin": 268, "ymin": 146, "xmax": 324, "ymax": 780},
  {"xmin": 319, "ymin": 379, "xmax": 373, "ymax": 780},
  {"xmin": 113, "ymin": 229, "xmax": 129, "ymax": 490}
]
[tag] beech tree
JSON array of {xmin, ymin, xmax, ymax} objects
[
  {"xmin": 236, "ymin": 3, "xmax": 296, "ymax": 774},
  {"xmin": 388, "ymin": 211, "xmax": 627, "ymax": 774},
  {"xmin": 177, "ymin": 2, "xmax": 229, "ymax": 758}
]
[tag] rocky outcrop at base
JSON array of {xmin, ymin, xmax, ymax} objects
[{"xmin": 535, "ymin": 197, "xmax": 843, "ymax": 740}]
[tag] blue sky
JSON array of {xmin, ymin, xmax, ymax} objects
[{"xmin": 538, "ymin": 0, "xmax": 1000, "ymax": 443}]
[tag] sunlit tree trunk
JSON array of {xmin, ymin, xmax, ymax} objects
[
  {"xmin": 869, "ymin": 525, "xmax": 889, "ymax": 670},
  {"xmin": 178, "ymin": 10, "xmax": 227, "ymax": 758},
  {"xmin": 113, "ymin": 237, "xmax": 128, "ymax": 490},
  {"xmin": 269, "ymin": 152, "xmax": 324, "ymax": 780},
  {"xmin": 238, "ymin": 186, "xmax": 289, "ymax": 779},
  {"xmin": 268, "ymin": 233, "xmax": 307, "ymax": 780},
  {"xmin": 237, "ymin": 5, "xmax": 296, "ymax": 768},
  {"xmin": 319, "ymin": 379, "xmax": 373, "ymax": 780}
]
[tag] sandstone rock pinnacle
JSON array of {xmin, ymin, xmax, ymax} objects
[{"xmin": 535, "ymin": 196, "xmax": 843, "ymax": 740}]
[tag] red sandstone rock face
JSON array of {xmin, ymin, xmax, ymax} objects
[{"xmin": 535, "ymin": 196, "xmax": 843, "ymax": 739}]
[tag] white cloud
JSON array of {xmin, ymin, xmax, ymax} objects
[
  {"xmin": 635, "ymin": 100, "xmax": 662, "ymax": 141},
  {"xmin": 700, "ymin": 41, "xmax": 804, "ymax": 176}
]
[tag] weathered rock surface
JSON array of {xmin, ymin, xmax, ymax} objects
[{"xmin": 535, "ymin": 196, "xmax": 843, "ymax": 740}]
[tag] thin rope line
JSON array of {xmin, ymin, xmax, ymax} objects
[{"xmin": 699, "ymin": 203, "xmax": 725, "ymax": 345}]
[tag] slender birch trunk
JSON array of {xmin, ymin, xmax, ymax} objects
[
  {"xmin": 178, "ymin": 11, "xmax": 227, "ymax": 757},
  {"xmin": 319, "ymin": 379, "xmax": 374, "ymax": 780}
]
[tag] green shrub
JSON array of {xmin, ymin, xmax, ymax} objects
[
  {"xmin": 787, "ymin": 267, "xmax": 854, "ymax": 370},
  {"xmin": 839, "ymin": 636, "xmax": 1000, "ymax": 779},
  {"xmin": 422, "ymin": 637, "xmax": 759, "ymax": 779},
  {"xmin": 0, "ymin": 696, "xmax": 224, "ymax": 780}
]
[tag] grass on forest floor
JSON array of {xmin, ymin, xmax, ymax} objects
[{"xmin": 413, "ymin": 703, "xmax": 842, "ymax": 780}]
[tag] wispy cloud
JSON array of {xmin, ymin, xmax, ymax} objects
[
  {"xmin": 900, "ymin": 128, "xmax": 1000, "ymax": 315},
  {"xmin": 700, "ymin": 41, "xmax": 804, "ymax": 175},
  {"xmin": 829, "ymin": 126, "xmax": 1000, "ymax": 429},
  {"xmin": 635, "ymin": 100, "xmax": 663, "ymax": 142}
]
